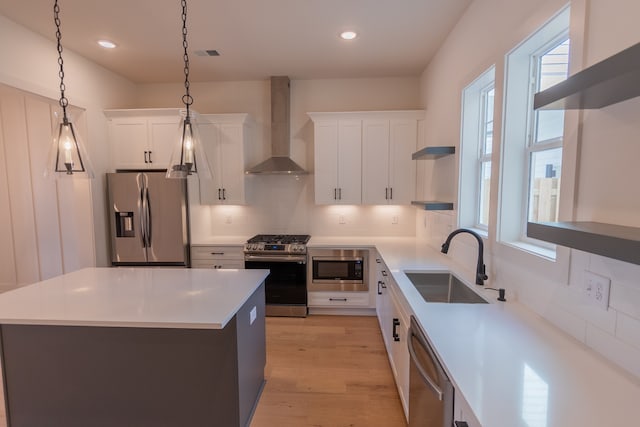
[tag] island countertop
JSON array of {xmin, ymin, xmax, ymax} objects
[{"xmin": 0, "ymin": 267, "xmax": 269, "ymax": 329}]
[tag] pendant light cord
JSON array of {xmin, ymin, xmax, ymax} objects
[
  {"xmin": 181, "ymin": 0, "xmax": 193, "ymax": 119},
  {"xmin": 53, "ymin": 0, "xmax": 69, "ymax": 123}
]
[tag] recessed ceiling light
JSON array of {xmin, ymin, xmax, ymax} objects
[
  {"xmin": 340, "ymin": 31, "xmax": 358, "ymax": 40},
  {"xmin": 97, "ymin": 40, "xmax": 117, "ymax": 49}
]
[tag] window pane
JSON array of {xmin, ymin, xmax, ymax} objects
[
  {"xmin": 535, "ymin": 39, "xmax": 570, "ymax": 143},
  {"xmin": 528, "ymin": 148, "xmax": 562, "ymax": 222},
  {"xmin": 483, "ymin": 88, "xmax": 495, "ymax": 155},
  {"xmin": 478, "ymin": 161, "xmax": 491, "ymax": 227}
]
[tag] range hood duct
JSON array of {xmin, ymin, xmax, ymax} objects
[{"xmin": 246, "ymin": 76, "xmax": 307, "ymax": 175}]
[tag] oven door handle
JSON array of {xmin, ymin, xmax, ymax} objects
[{"xmin": 245, "ymin": 255, "xmax": 307, "ymax": 263}]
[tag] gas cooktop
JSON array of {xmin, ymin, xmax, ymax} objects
[{"xmin": 244, "ymin": 234, "xmax": 310, "ymax": 255}]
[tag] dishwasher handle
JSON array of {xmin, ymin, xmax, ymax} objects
[{"xmin": 408, "ymin": 318, "xmax": 445, "ymax": 401}]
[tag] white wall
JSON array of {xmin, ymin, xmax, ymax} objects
[
  {"xmin": 138, "ymin": 77, "xmax": 423, "ymax": 238},
  {"xmin": 0, "ymin": 14, "xmax": 137, "ymax": 273},
  {"xmin": 418, "ymin": 0, "xmax": 640, "ymax": 378}
]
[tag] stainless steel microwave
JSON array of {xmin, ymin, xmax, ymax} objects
[{"xmin": 308, "ymin": 249, "xmax": 368, "ymax": 292}]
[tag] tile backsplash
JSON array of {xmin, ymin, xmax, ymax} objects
[{"xmin": 419, "ymin": 210, "xmax": 640, "ymax": 380}]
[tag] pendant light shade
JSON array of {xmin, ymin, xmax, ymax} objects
[
  {"xmin": 46, "ymin": 0, "xmax": 93, "ymax": 179},
  {"xmin": 45, "ymin": 111, "xmax": 94, "ymax": 178},
  {"xmin": 166, "ymin": 0, "xmax": 211, "ymax": 179},
  {"xmin": 166, "ymin": 111, "xmax": 212, "ymax": 179}
]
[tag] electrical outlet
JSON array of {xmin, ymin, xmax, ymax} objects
[
  {"xmin": 392, "ymin": 216, "xmax": 399, "ymax": 224},
  {"xmin": 338, "ymin": 215, "xmax": 346, "ymax": 224},
  {"xmin": 225, "ymin": 215, "xmax": 232, "ymax": 224},
  {"xmin": 583, "ymin": 271, "xmax": 611, "ymax": 310}
]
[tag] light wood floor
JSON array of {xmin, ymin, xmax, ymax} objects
[
  {"xmin": 251, "ymin": 315, "xmax": 407, "ymax": 427},
  {"xmin": 0, "ymin": 315, "xmax": 406, "ymax": 427}
]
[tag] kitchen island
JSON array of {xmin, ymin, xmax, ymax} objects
[{"xmin": 0, "ymin": 267, "xmax": 269, "ymax": 427}]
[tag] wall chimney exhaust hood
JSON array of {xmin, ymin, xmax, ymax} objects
[{"xmin": 246, "ymin": 76, "xmax": 307, "ymax": 175}]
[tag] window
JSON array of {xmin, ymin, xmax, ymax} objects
[
  {"xmin": 527, "ymin": 39, "xmax": 570, "ymax": 223},
  {"xmin": 459, "ymin": 67, "xmax": 495, "ymax": 233},
  {"xmin": 499, "ymin": 6, "xmax": 570, "ymax": 258}
]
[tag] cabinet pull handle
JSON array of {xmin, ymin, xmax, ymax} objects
[
  {"xmin": 389, "ymin": 187, "xmax": 393, "ymax": 199},
  {"xmin": 210, "ymin": 252, "xmax": 224, "ymax": 255},
  {"xmin": 338, "ymin": 188, "xmax": 342, "ymax": 200},
  {"xmin": 385, "ymin": 187, "xmax": 388, "ymax": 200},
  {"xmin": 334, "ymin": 188, "xmax": 337, "ymax": 200},
  {"xmin": 454, "ymin": 422, "xmax": 469, "ymax": 427},
  {"xmin": 222, "ymin": 188, "xmax": 226, "ymax": 200},
  {"xmin": 382, "ymin": 270, "xmax": 388, "ymax": 277},
  {"xmin": 329, "ymin": 297, "xmax": 348, "ymax": 302},
  {"xmin": 392, "ymin": 318, "xmax": 400, "ymax": 341},
  {"xmin": 144, "ymin": 151, "xmax": 148, "ymax": 164},
  {"xmin": 376, "ymin": 258, "xmax": 381, "ymax": 263},
  {"xmin": 377, "ymin": 280, "xmax": 383, "ymax": 295},
  {"xmin": 381, "ymin": 281, "xmax": 386, "ymax": 289},
  {"xmin": 148, "ymin": 150, "xmax": 152, "ymax": 163},
  {"xmin": 218, "ymin": 188, "xmax": 222, "ymax": 200}
]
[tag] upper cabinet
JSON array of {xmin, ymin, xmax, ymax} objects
[
  {"xmin": 198, "ymin": 114, "xmax": 251, "ymax": 205},
  {"xmin": 311, "ymin": 118, "xmax": 362, "ymax": 205},
  {"xmin": 105, "ymin": 109, "xmax": 181, "ymax": 170},
  {"xmin": 362, "ymin": 117, "xmax": 419, "ymax": 205},
  {"xmin": 309, "ymin": 110, "xmax": 424, "ymax": 206},
  {"xmin": 534, "ymin": 42, "xmax": 640, "ymax": 110}
]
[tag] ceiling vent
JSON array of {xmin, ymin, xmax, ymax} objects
[{"xmin": 194, "ymin": 49, "xmax": 220, "ymax": 57}]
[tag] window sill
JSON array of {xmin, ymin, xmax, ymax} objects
[{"xmin": 502, "ymin": 240, "xmax": 557, "ymax": 262}]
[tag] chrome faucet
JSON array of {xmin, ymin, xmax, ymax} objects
[{"xmin": 441, "ymin": 228, "xmax": 488, "ymax": 286}]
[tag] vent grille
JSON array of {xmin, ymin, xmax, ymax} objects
[{"xmin": 194, "ymin": 49, "xmax": 220, "ymax": 57}]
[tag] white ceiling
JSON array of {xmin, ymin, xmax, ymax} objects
[{"xmin": 0, "ymin": 0, "xmax": 471, "ymax": 84}]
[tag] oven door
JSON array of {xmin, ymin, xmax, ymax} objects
[{"xmin": 245, "ymin": 254, "xmax": 307, "ymax": 317}]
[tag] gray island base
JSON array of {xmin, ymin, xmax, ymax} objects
[{"xmin": 0, "ymin": 268, "xmax": 268, "ymax": 427}]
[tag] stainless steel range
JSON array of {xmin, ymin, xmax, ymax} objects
[{"xmin": 244, "ymin": 234, "xmax": 310, "ymax": 317}]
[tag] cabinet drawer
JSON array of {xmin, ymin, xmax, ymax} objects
[
  {"xmin": 308, "ymin": 292, "xmax": 370, "ymax": 307},
  {"xmin": 191, "ymin": 245, "xmax": 244, "ymax": 260},
  {"xmin": 191, "ymin": 260, "xmax": 245, "ymax": 269}
]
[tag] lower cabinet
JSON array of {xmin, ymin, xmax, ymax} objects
[
  {"xmin": 453, "ymin": 391, "xmax": 482, "ymax": 427},
  {"xmin": 191, "ymin": 245, "xmax": 244, "ymax": 269},
  {"xmin": 376, "ymin": 253, "xmax": 411, "ymax": 420},
  {"xmin": 307, "ymin": 291, "xmax": 370, "ymax": 307}
]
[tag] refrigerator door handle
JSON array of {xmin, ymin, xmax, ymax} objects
[
  {"xmin": 144, "ymin": 186, "xmax": 152, "ymax": 247},
  {"xmin": 139, "ymin": 187, "xmax": 147, "ymax": 248}
]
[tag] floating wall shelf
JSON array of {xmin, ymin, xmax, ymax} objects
[
  {"xmin": 527, "ymin": 221, "xmax": 640, "ymax": 265},
  {"xmin": 534, "ymin": 42, "xmax": 640, "ymax": 110},
  {"xmin": 411, "ymin": 201, "xmax": 454, "ymax": 211},
  {"xmin": 411, "ymin": 146, "xmax": 455, "ymax": 160}
]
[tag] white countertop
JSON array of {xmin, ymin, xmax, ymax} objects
[
  {"xmin": 191, "ymin": 236, "xmax": 248, "ymax": 245},
  {"xmin": 0, "ymin": 267, "xmax": 269, "ymax": 329},
  {"xmin": 369, "ymin": 238, "xmax": 640, "ymax": 427}
]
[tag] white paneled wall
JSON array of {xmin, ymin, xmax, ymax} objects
[{"xmin": 0, "ymin": 85, "xmax": 95, "ymax": 291}]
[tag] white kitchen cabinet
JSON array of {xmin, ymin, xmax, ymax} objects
[
  {"xmin": 375, "ymin": 252, "xmax": 411, "ymax": 420},
  {"xmin": 453, "ymin": 390, "xmax": 482, "ymax": 427},
  {"xmin": 307, "ymin": 291, "xmax": 370, "ymax": 307},
  {"xmin": 309, "ymin": 116, "xmax": 362, "ymax": 204},
  {"xmin": 105, "ymin": 109, "xmax": 181, "ymax": 170},
  {"xmin": 362, "ymin": 117, "xmax": 419, "ymax": 205},
  {"xmin": 190, "ymin": 245, "xmax": 244, "ymax": 269},
  {"xmin": 198, "ymin": 114, "xmax": 251, "ymax": 205}
]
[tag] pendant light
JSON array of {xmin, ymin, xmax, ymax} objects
[
  {"xmin": 45, "ymin": 0, "xmax": 93, "ymax": 179},
  {"xmin": 166, "ymin": 0, "xmax": 212, "ymax": 179}
]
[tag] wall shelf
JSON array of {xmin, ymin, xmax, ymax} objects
[
  {"xmin": 534, "ymin": 42, "xmax": 640, "ymax": 110},
  {"xmin": 411, "ymin": 146, "xmax": 455, "ymax": 160},
  {"xmin": 411, "ymin": 201, "xmax": 454, "ymax": 211},
  {"xmin": 527, "ymin": 221, "xmax": 640, "ymax": 265}
]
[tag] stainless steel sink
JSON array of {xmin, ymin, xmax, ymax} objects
[{"xmin": 404, "ymin": 272, "xmax": 488, "ymax": 304}]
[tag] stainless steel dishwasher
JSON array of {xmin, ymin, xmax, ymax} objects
[{"xmin": 407, "ymin": 315, "xmax": 454, "ymax": 427}]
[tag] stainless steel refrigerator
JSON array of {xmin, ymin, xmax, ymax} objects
[{"xmin": 107, "ymin": 171, "xmax": 190, "ymax": 266}]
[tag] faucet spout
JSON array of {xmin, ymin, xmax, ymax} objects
[{"xmin": 441, "ymin": 228, "xmax": 488, "ymax": 286}]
